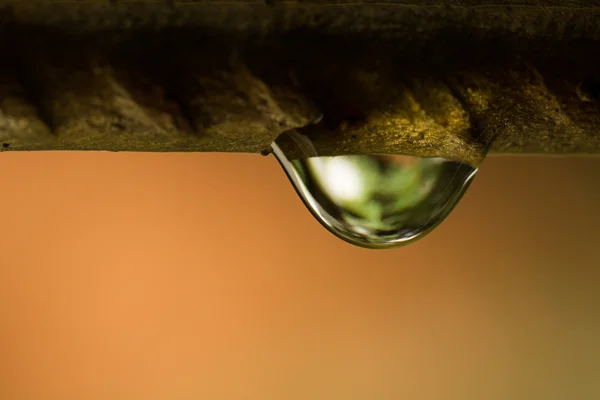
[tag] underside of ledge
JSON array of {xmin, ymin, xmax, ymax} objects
[{"xmin": 0, "ymin": 0, "xmax": 599, "ymax": 165}]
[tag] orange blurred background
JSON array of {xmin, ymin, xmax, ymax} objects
[{"xmin": 0, "ymin": 152, "xmax": 599, "ymax": 399}]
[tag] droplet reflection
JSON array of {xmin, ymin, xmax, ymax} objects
[{"xmin": 272, "ymin": 132, "xmax": 479, "ymax": 249}]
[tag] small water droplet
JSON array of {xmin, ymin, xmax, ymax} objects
[{"xmin": 272, "ymin": 131, "xmax": 480, "ymax": 249}]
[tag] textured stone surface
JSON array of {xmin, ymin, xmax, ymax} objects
[{"xmin": 0, "ymin": 0, "xmax": 599, "ymax": 164}]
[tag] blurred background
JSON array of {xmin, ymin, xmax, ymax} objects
[{"xmin": 0, "ymin": 152, "xmax": 599, "ymax": 400}]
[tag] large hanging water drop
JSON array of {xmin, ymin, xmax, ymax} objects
[{"xmin": 271, "ymin": 131, "xmax": 479, "ymax": 249}]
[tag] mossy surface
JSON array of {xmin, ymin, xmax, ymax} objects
[{"xmin": 0, "ymin": 0, "xmax": 599, "ymax": 162}]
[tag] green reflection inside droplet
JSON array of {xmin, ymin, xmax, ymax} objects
[{"xmin": 272, "ymin": 132, "xmax": 482, "ymax": 249}]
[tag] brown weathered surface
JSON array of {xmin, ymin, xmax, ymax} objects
[{"xmin": 0, "ymin": 0, "xmax": 599, "ymax": 164}]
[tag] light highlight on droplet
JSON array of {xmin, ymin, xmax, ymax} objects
[{"xmin": 313, "ymin": 157, "xmax": 365, "ymax": 201}]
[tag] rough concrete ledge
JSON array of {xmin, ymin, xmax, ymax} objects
[{"xmin": 0, "ymin": 1, "xmax": 599, "ymax": 164}]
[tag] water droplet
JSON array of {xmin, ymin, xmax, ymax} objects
[{"xmin": 271, "ymin": 131, "xmax": 480, "ymax": 249}]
